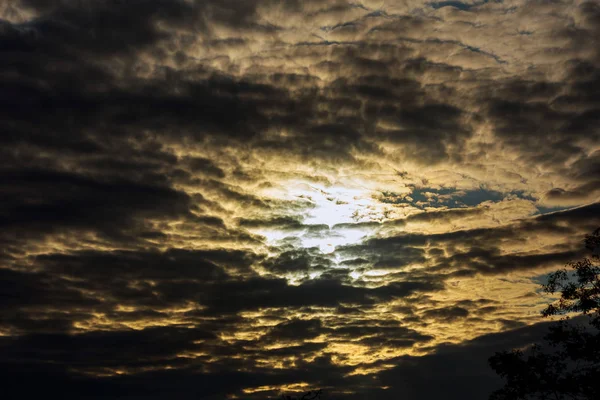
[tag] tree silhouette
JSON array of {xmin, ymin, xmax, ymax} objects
[{"xmin": 488, "ymin": 228, "xmax": 600, "ymax": 400}]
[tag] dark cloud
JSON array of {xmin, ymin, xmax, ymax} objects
[
  {"xmin": 2, "ymin": 0, "xmax": 600, "ymax": 398},
  {"xmin": 0, "ymin": 267, "xmax": 102, "ymax": 329},
  {"xmin": 238, "ymin": 215, "xmax": 306, "ymax": 230},
  {"xmin": 183, "ymin": 156, "xmax": 226, "ymax": 178},
  {"xmin": 0, "ymin": 248, "xmax": 260, "ymax": 335},
  {"xmin": 0, "ymin": 315, "xmax": 566, "ymax": 400},
  {"xmin": 404, "ymin": 207, "xmax": 486, "ymax": 223},
  {"xmin": 262, "ymin": 249, "xmax": 333, "ymax": 274},
  {"xmin": 422, "ymin": 306, "xmax": 469, "ymax": 322},
  {"xmin": 0, "ymin": 168, "xmax": 192, "ymax": 245},
  {"xmin": 1, "ymin": 326, "xmax": 216, "ymax": 370},
  {"xmin": 203, "ymin": 276, "xmax": 443, "ymax": 314},
  {"xmin": 265, "ymin": 318, "xmax": 324, "ymax": 342},
  {"xmin": 367, "ymin": 320, "xmax": 560, "ymax": 400}
]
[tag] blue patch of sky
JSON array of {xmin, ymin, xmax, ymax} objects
[
  {"xmin": 531, "ymin": 272, "xmax": 552, "ymax": 287},
  {"xmin": 453, "ymin": 188, "xmax": 506, "ymax": 206},
  {"xmin": 383, "ymin": 186, "xmax": 578, "ymax": 214},
  {"xmin": 531, "ymin": 269, "xmax": 578, "ymax": 293}
]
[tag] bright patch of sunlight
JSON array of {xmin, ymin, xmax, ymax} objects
[{"xmin": 253, "ymin": 180, "xmax": 385, "ymax": 253}]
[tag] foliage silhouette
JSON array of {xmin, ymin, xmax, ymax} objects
[{"xmin": 488, "ymin": 228, "xmax": 600, "ymax": 400}]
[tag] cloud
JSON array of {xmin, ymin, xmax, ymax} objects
[
  {"xmin": 422, "ymin": 306, "xmax": 469, "ymax": 322},
  {"xmin": 2, "ymin": 0, "xmax": 600, "ymax": 398},
  {"xmin": 368, "ymin": 319, "xmax": 561, "ymax": 400}
]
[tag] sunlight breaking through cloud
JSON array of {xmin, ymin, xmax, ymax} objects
[{"xmin": 1, "ymin": 0, "xmax": 600, "ymax": 399}]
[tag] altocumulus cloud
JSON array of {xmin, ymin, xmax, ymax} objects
[{"xmin": 1, "ymin": 0, "xmax": 599, "ymax": 399}]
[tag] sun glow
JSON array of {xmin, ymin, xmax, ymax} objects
[{"xmin": 252, "ymin": 180, "xmax": 386, "ymax": 253}]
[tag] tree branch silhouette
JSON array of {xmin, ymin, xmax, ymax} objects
[{"xmin": 488, "ymin": 228, "xmax": 600, "ymax": 400}]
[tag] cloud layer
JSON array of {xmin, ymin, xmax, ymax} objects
[{"xmin": 1, "ymin": 0, "xmax": 599, "ymax": 398}]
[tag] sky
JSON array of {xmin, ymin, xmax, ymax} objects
[{"xmin": 1, "ymin": 1, "xmax": 600, "ymax": 399}]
